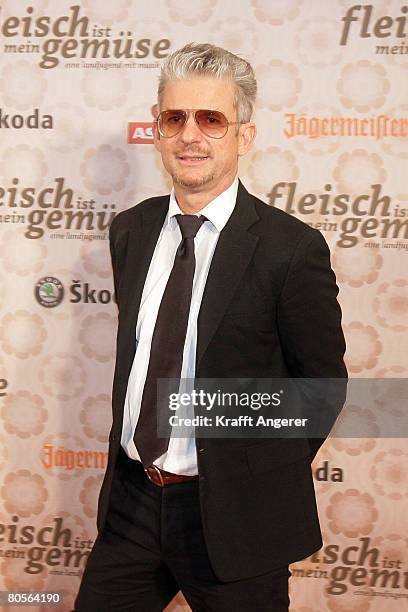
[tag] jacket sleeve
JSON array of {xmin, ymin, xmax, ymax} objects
[{"xmin": 277, "ymin": 229, "xmax": 348, "ymax": 459}]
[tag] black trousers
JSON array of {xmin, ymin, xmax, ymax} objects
[{"xmin": 75, "ymin": 449, "xmax": 290, "ymax": 612}]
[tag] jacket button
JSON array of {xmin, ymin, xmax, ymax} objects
[
  {"xmin": 198, "ymin": 447, "xmax": 205, "ymax": 453},
  {"xmin": 111, "ymin": 434, "xmax": 117, "ymax": 441}
]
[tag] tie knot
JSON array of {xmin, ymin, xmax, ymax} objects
[{"xmin": 175, "ymin": 214, "xmax": 206, "ymax": 239}]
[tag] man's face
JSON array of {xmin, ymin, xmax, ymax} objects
[{"xmin": 154, "ymin": 77, "xmax": 255, "ymax": 195}]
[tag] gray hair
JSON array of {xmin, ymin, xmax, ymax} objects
[{"xmin": 158, "ymin": 42, "xmax": 257, "ymax": 124}]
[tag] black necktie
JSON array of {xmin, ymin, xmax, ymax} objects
[{"xmin": 134, "ymin": 213, "xmax": 206, "ymax": 466}]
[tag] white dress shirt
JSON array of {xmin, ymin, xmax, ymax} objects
[{"xmin": 121, "ymin": 177, "xmax": 239, "ymax": 475}]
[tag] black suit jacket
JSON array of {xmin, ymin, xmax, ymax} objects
[{"xmin": 97, "ymin": 180, "xmax": 347, "ymax": 582}]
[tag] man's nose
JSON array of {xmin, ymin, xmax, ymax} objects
[{"xmin": 179, "ymin": 112, "xmax": 203, "ymax": 143}]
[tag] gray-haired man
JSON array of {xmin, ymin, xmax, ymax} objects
[{"xmin": 75, "ymin": 43, "xmax": 347, "ymax": 612}]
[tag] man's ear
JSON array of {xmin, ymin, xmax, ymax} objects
[
  {"xmin": 238, "ymin": 122, "xmax": 256, "ymax": 157},
  {"xmin": 151, "ymin": 105, "xmax": 161, "ymax": 152},
  {"xmin": 153, "ymin": 121, "xmax": 161, "ymax": 152}
]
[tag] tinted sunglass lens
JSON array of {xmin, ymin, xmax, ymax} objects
[
  {"xmin": 196, "ymin": 110, "xmax": 228, "ymax": 137},
  {"xmin": 159, "ymin": 110, "xmax": 187, "ymax": 137}
]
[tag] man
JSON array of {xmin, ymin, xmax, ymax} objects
[{"xmin": 75, "ymin": 43, "xmax": 347, "ymax": 611}]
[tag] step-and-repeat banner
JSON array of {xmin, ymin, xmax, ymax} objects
[{"xmin": 0, "ymin": 1, "xmax": 407, "ymax": 610}]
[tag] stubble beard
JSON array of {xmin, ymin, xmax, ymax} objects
[{"xmin": 172, "ymin": 170, "xmax": 216, "ymax": 189}]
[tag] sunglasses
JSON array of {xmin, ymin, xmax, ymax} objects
[{"xmin": 155, "ymin": 109, "xmax": 242, "ymax": 139}]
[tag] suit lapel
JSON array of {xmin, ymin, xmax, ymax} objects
[
  {"xmin": 196, "ymin": 181, "xmax": 259, "ymax": 366},
  {"xmin": 113, "ymin": 198, "xmax": 169, "ymax": 424},
  {"xmin": 121, "ymin": 197, "xmax": 169, "ymax": 333}
]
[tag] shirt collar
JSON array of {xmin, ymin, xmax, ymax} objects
[{"xmin": 167, "ymin": 177, "xmax": 239, "ymax": 233}]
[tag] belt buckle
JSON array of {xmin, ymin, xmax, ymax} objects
[{"xmin": 145, "ymin": 464, "xmax": 165, "ymax": 487}]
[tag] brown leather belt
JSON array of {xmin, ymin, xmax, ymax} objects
[{"xmin": 144, "ymin": 464, "xmax": 199, "ymax": 487}]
